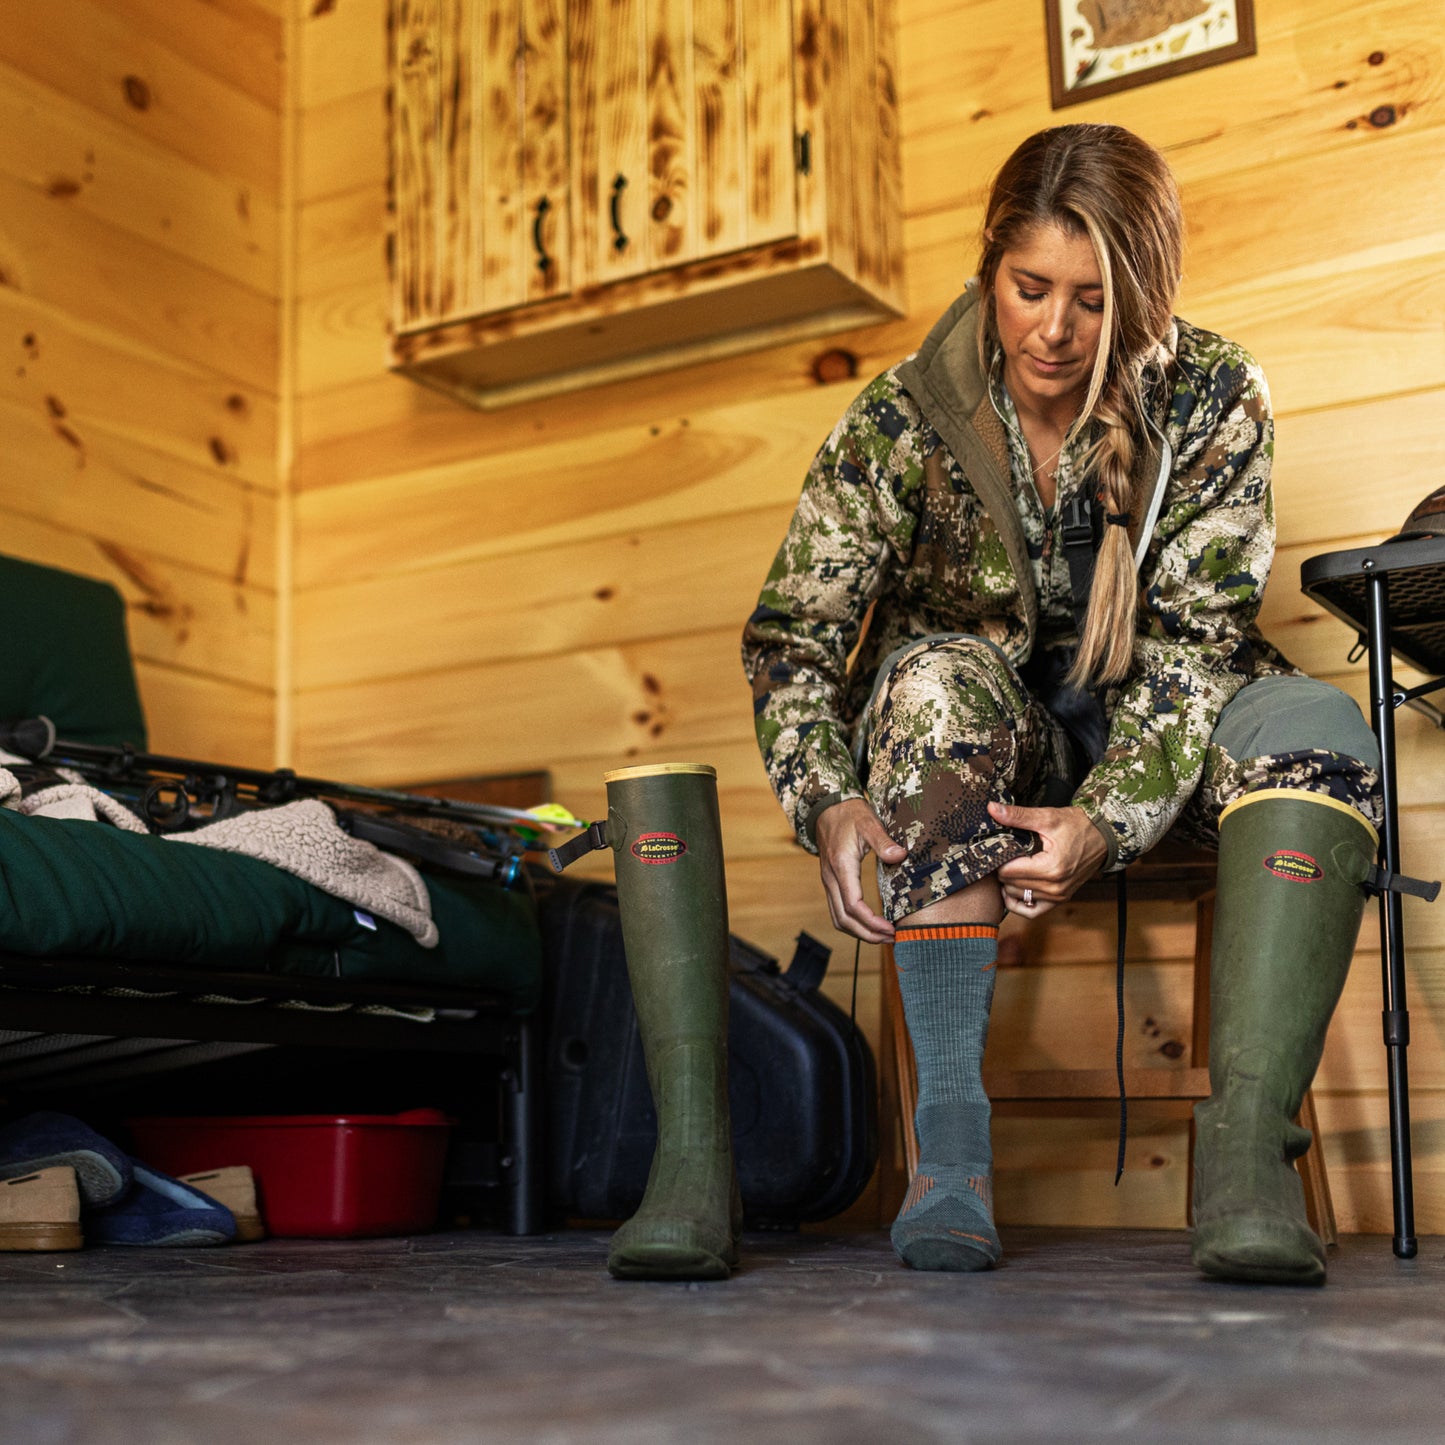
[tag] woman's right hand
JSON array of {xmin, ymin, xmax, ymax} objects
[{"xmin": 813, "ymin": 797, "xmax": 908, "ymax": 944}]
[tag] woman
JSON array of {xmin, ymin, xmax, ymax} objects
[{"xmin": 742, "ymin": 124, "xmax": 1382, "ymax": 1284}]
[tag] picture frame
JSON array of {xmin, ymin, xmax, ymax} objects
[{"xmin": 1046, "ymin": 1, "xmax": 1257, "ymax": 110}]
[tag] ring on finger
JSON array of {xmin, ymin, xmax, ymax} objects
[{"xmin": 1022, "ymin": 888, "xmax": 1035, "ymax": 908}]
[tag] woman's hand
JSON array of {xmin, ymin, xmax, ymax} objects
[
  {"xmin": 990, "ymin": 801, "xmax": 1108, "ymax": 917},
  {"xmin": 813, "ymin": 797, "xmax": 908, "ymax": 944}
]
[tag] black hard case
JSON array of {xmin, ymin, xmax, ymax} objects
[{"xmin": 535, "ymin": 876, "xmax": 877, "ymax": 1228}]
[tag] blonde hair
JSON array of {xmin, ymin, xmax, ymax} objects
[{"xmin": 977, "ymin": 124, "xmax": 1183, "ymax": 687}]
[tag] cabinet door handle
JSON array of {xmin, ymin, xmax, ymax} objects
[
  {"xmin": 610, "ymin": 173, "xmax": 629, "ymax": 253},
  {"xmin": 532, "ymin": 196, "xmax": 552, "ymax": 274}
]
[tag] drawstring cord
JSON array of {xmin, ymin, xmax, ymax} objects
[
  {"xmin": 850, "ymin": 937, "xmax": 861, "ymax": 1032},
  {"xmin": 1114, "ymin": 871, "xmax": 1129, "ymax": 1185}
]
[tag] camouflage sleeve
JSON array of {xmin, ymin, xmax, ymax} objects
[
  {"xmin": 740, "ymin": 374, "xmax": 927, "ymax": 851},
  {"xmin": 1072, "ymin": 350, "xmax": 1276, "ymax": 869}
]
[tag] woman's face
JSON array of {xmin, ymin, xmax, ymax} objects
[{"xmin": 992, "ymin": 222, "xmax": 1106, "ymax": 422}]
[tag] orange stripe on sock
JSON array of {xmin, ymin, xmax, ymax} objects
[
  {"xmin": 894, "ymin": 924, "xmax": 999, "ymax": 942},
  {"xmin": 901, "ymin": 1174, "xmax": 936, "ymax": 1216},
  {"xmin": 947, "ymin": 1230, "xmax": 993, "ymax": 1246}
]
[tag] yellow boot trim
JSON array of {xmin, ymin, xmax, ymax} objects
[
  {"xmin": 604, "ymin": 763, "xmax": 716, "ymax": 782},
  {"xmin": 1219, "ymin": 788, "xmax": 1379, "ymax": 849}
]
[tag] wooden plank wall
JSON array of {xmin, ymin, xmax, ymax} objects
[
  {"xmin": 291, "ymin": 0, "xmax": 1445, "ymax": 1233},
  {"xmin": 0, "ymin": 0, "xmax": 285, "ymax": 762}
]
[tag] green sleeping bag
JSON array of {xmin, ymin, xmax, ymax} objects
[{"xmin": 0, "ymin": 551, "xmax": 541, "ymax": 1012}]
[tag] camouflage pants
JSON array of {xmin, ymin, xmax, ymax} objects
[{"xmin": 859, "ymin": 636, "xmax": 1382, "ymax": 921}]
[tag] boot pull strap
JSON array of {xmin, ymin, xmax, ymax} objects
[
  {"xmin": 1365, "ymin": 865, "xmax": 1441, "ymax": 902},
  {"xmin": 548, "ymin": 821, "xmax": 610, "ymax": 873}
]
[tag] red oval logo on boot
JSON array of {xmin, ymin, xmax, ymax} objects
[
  {"xmin": 632, "ymin": 832, "xmax": 687, "ymax": 865},
  {"xmin": 1263, "ymin": 849, "xmax": 1323, "ymax": 882}
]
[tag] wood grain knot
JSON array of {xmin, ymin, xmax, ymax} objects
[
  {"xmin": 1368, "ymin": 104, "xmax": 1397, "ymax": 127},
  {"xmin": 811, "ymin": 348, "xmax": 859, "ymax": 386}
]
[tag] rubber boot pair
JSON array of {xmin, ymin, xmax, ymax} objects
[
  {"xmin": 600, "ymin": 764, "xmax": 741, "ymax": 1281},
  {"xmin": 1192, "ymin": 790, "xmax": 1376, "ymax": 1285}
]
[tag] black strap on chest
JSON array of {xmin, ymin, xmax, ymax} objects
[{"xmin": 1059, "ymin": 493, "xmax": 1098, "ymax": 636}]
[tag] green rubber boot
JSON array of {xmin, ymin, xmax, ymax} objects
[
  {"xmin": 1192, "ymin": 789, "xmax": 1377, "ymax": 1285},
  {"xmin": 602, "ymin": 764, "xmax": 741, "ymax": 1281}
]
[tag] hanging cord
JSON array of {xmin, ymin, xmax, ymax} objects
[
  {"xmin": 1114, "ymin": 870, "xmax": 1129, "ymax": 1185},
  {"xmin": 850, "ymin": 937, "xmax": 861, "ymax": 1032}
]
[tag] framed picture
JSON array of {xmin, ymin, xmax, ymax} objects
[{"xmin": 1046, "ymin": 2, "xmax": 1257, "ymax": 109}]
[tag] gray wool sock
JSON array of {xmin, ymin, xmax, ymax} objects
[{"xmin": 891, "ymin": 923, "xmax": 1001, "ymax": 1271}]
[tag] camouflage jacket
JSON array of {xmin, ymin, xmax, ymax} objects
[{"xmin": 742, "ymin": 286, "xmax": 1288, "ymax": 870}]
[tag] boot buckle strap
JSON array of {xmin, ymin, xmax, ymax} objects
[
  {"xmin": 1365, "ymin": 865, "xmax": 1441, "ymax": 902},
  {"xmin": 548, "ymin": 821, "xmax": 610, "ymax": 873}
]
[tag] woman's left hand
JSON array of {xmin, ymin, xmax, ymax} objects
[{"xmin": 989, "ymin": 801, "xmax": 1109, "ymax": 917}]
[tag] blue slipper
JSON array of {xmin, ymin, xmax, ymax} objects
[
  {"xmin": 0, "ymin": 1112, "xmax": 131, "ymax": 1208},
  {"xmin": 87, "ymin": 1160, "xmax": 236, "ymax": 1247}
]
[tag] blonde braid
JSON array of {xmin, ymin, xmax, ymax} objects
[
  {"xmin": 1069, "ymin": 368, "xmax": 1143, "ymax": 688},
  {"xmin": 1065, "ymin": 209, "xmax": 1163, "ymax": 688}
]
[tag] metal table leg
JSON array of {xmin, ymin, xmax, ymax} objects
[{"xmin": 1365, "ymin": 569, "xmax": 1417, "ymax": 1258}]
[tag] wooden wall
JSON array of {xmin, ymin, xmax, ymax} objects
[
  {"xmin": 0, "ymin": 0, "xmax": 286, "ymax": 762},
  {"xmin": 289, "ymin": 0, "xmax": 1445, "ymax": 1232}
]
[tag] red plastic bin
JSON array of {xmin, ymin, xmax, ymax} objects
[{"xmin": 126, "ymin": 1109, "xmax": 455, "ymax": 1239}]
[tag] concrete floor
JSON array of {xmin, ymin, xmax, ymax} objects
[{"xmin": 0, "ymin": 1228, "xmax": 1440, "ymax": 1444}]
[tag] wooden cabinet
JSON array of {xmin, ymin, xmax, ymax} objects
[{"xmin": 388, "ymin": 0, "xmax": 902, "ymax": 408}]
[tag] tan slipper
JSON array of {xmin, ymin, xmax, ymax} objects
[
  {"xmin": 0, "ymin": 1166, "xmax": 83, "ymax": 1251},
  {"xmin": 180, "ymin": 1166, "xmax": 265, "ymax": 1242}
]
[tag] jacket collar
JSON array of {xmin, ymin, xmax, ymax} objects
[
  {"xmin": 895, "ymin": 285, "xmax": 1038, "ymax": 652},
  {"xmin": 896, "ymin": 288, "xmax": 1172, "ymax": 654}
]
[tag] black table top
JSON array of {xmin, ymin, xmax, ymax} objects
[{"xmin": 1301, "ymin": 535, "xmax": 1445, "ymax": 678}]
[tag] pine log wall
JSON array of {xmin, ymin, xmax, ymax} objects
[
  {"xmin": 4, "ymin": 0, "xmax": 1443, "ymax": 1234},
  {"xmin": 0, "ymin": 0, "xmax": 286, "ymax": 763}
]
